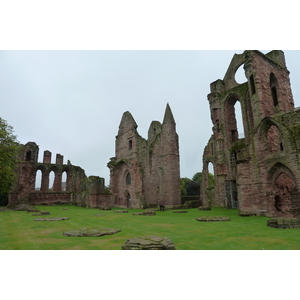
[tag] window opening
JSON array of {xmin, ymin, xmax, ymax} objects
[
  {"xmin": 35, "ymin": 170, "xmax": 42, "ymax": 191},
  {"xmin": 272, "ymin": 86, "xmax": 278, "ymax": 106},
  {"xmin": 129, "ymin": 140, "xmax": 132, "ymax": 150},
  {"xmin": 126, "ymin": 173, "xmax": 131, "ymax": 185},
  {"xmin": 49, "ymin": 171, "xmax": 55, "ymax": 191},
  {"xmin": 26, "ymin": 151, "xmax": 31, "ymax": 161},
  {"xmin": 62, "ymin": 171, "xmax": 67, "ymax": 191}
]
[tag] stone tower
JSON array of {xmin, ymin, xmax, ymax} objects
[
  {"xmin": 108, "ymin": 104, "xmax": 181, "ymax": 209},
  {"xmin": 201, "ymin": 50, "xmax": 300, "ymax": 217}
]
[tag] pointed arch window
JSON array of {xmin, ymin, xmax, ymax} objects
[
  {"xmin": 270, "ymin": 73, "xmax": 279, "ymax": 107},
  {"xmin": 126, "ymin": 173, "xmax": 131, "ymax": 185}
]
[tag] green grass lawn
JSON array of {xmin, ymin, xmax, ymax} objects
[{"xmin": 1, "ymin": 205, "xmax": 300, "ymax": 250}]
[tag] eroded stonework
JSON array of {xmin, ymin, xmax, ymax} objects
[
  {"xmin": 9, "ymin": 142, "xmax": 112, "ymax": 208},
  {"xmin": 200, "ymin": 50, "xmax": 300, "ymax": 218},
  {"xmin": 108, "ymin": 104, "xmax": 181, "ymax": 209}
]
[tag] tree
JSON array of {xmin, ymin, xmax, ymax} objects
[
  {"xmin": 192, "ymin": 172, "xmax": 214, "ymax": 188},
  {"xmin": 0, "ymin": 118, "xmax": 21, "ymax": 202}
]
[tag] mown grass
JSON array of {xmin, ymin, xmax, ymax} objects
[{"xmin": 1, "ymin": 205, "xmax": 300, "ymax": 250}]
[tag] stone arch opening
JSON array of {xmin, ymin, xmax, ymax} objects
[
  {"xmin": 35, "ymin": 169, "xmax": 42, "ymax": 191},
  {"xmin": 49, "ymin": 170, "xmax": 55, "ymax": 191},
  {"xmin": 274, "ymin": 172, "xmax": 294, "ymax": 213},
  {"xmin": 235, "ymin": 64, "xmax": 247, "ymax": 84},
  {"xmin": 225, "ymin": 94, "xmax": 244, "ymax": 143},
  {"xmin": 268, "ymin": 163, "xmax": 298, "ymax": 215},
  {"xmin": 35, "ymin": 165, "xmax": 47, "ymax": 191},
  {"xmin": 62, "ymin": 171, "xmax": 67, "ymax": 191},
  {"xmin": 125, "ymin": 190, "xmax": 131, "ymax": 208}
]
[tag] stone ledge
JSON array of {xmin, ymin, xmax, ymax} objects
[
  {"xmin": 122, "ymin": 235, "xmax": 175, "ymax": 250},
  {"xmin": 196, "ymin": 216, "xmax": 231, "ymax": 222},
  {"xmin": 63, "ymin": 228, "xmax": 121, "ymax": 237}
]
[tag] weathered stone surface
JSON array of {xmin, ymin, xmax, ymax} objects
[
  {"xmin": 198, "ymin": 206, "xmax": 211, "ymax": 211},
  {"xmin": 34, "ymin": 217, "xmax": 70, "ymax": 221},
  {"xmin": 133, "ymin": 211, "xmax": 156, "ymax": 216},
  {"xmin": 12, "ymin": 204, "xmax": 38, "ymax": 211},
  {"xmin": 63, "ymin": 228, "xmax": 121, "ymax": 237},
  {"xmin": 122, "ymin": 235, "xmax": 175, "ymax": 250},
  {"xmin": 196, "ymin": 216, "xmax": 231, "ymax": 222},
  {"xmin": 172, "ymin": 210, "xmax": 188, "ymax": 213},
  {"xmin": 200, "ymin": 50, "xmax": 300, "ymax": 217},
  {"xmin": 267, "ymin": 217, "xmax": 300, "ymax": 229},
  {"xmin": 32, "ymin": 210, "xmax": 50, "ymax": 216},
  {"xmin": 108, "ymin": 104, "xmax": 181, "ymax": 209},
  {"xmin": 239, "ymin": 211, "xmax": 256, "ymax": 217},
  {"xmin": 114, "ymin": 210, "xmax": 128, "ymax": 213}
]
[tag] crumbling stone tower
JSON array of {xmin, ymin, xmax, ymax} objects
[
  {"xmin": 201, "ymin": 50, "xmax": 300, "ymax": 217},
  {"xmin": 108, "ymin": 104, "xmax": 181, "ymax": 209}
]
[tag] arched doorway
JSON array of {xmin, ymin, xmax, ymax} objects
[
  {"xmin": 274, "ymin": 172, "xmax": 294, "ymax": 213},
  {"xmin": 125, "ymin": 190, "xmax": 131, "ymax": 208}
]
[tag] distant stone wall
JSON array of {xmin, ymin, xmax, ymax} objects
[{"xmin": 29, "ymin": 192, "xmax": 71, "ymax": 205}]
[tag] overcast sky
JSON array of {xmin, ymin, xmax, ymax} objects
[{"xmin": 1, "ymin": 50, "xmax": 300, "ymax": 185}]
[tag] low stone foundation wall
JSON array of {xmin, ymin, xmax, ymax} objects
[
  {"xmin": 29, "ymin": 192, "xmax": 71, "ymax": 205},
  {"xmin": 71, "ymin": 192, "xmax": 113, "ymax": 208}
]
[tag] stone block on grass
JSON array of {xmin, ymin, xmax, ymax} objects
[
  {"xmin": 122, "ymin": 235, "xmax": 175, "ymax": 250},
  {"xmin": 267, "ymin": 217, "xmax": 300, "ymax": 229},
  {"xmin": 196, "ymin": 216, "xmax": 231, "ymax": 222},
  {"xmin": 63, "ymin": 228, "xmax": 121, "ymax": 237}
]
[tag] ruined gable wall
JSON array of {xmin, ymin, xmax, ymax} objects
[{"xmin": 201, "ymin": 50, "xmax": 300, "ymax": 216}]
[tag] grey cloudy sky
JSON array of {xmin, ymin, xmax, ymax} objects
[{"xmin": 1, "ymin": 50, "xmax": 300, "ymax": 185}]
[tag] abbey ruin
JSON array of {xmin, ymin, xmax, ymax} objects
[
  {"xmin": 108, "ymin": 104, "xmax": 181, "ymax": 208},
  {"xmin": 200, "ymin": 50, "xmax": 300, "ymax": 217},
  {"xmin": 8, "ymin": 104, "xmax": 181, "ymax": 209},
  {"xmin": 7, "ymin": 50, "xmax": 300, "ymax": 217}
]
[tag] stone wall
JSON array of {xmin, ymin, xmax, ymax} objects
[
  {"xmin": 201, "ymin": 50, "xmax": 300, "ymax": 217},
  {"xmin": 108, "ymin": 104, "xmax": 181, "ymax": 209},
  {"xmin": 9, "ymin": 142, "xmax": 111, "ymax": 209}
]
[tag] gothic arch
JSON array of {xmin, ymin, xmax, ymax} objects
[
  {"xmin": 270, "ymin": 73, "xmax": 279, "ymax": 107},
  {"xmin": 224, "ymin": 93, "xmax": 244, "ymax": 143}
]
